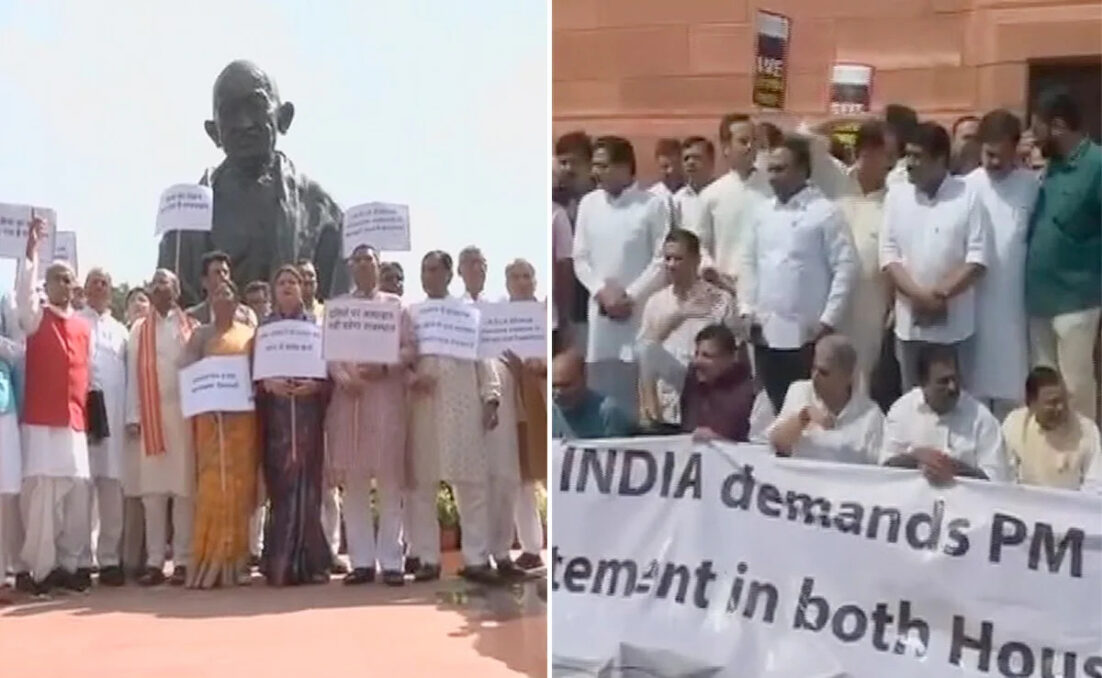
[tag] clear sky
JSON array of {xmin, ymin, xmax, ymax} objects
[{"xmin": 0, "ymin": 0, "xmax": 548, "ymax": 301}]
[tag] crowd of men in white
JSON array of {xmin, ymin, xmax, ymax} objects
[
  {"xmin": 0, "ymin": 224, "xmax": 547, "ymax": 597},
  {"xmin": 551, "ymin": 88, "xmax": 1102, "ymax": 494}
]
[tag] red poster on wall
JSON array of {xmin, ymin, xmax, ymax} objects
[{"xmin": 752, "ymin": 10, "xmax": 791, "ymax": 110}]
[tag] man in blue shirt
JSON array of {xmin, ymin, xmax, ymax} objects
[{"xmin": 551, "ymin": 350, "xmax": 636, "ymax": 439}]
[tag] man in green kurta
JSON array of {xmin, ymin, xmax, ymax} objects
[
  {"xmin": 1025, "ymin": 88, "xmax": 1101, "ymax": 422},
  {"xmin": 158, "ymin": 60, "xmax": 348, "ymax": 308}
]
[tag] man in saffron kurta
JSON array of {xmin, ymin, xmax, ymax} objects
[
  {"xmin": 16, "ymin": 217, "xmax": 94, "ymax": 593},
  {"xmin": 126, "ymin": 269, "xmax": 197, "ymax": 586},
  {"xmin": 325, "ymin": 246, "xmax": 415, "ymax": 586},
  {"xmin": 78, "ymin": 268, "xmax": 130, "ymax": 586}
]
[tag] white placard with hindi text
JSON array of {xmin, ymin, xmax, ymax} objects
[
  {"xmin": 40, "ymin": 231, "xmax": 78, "ymax": 282},
  {"xmin": 476, "ymin": 300, "xmax": 546, "ymax": 359},
  {"xmin": 0, "ymin": 204, "xmax": 57, "ymax": 262},
  {"xmin": 178, "ymin": 355, "xmax": 254, "ymax": 418},
  {"xmin": 412, "ymin": 300, "xmax": 480, "ymax": 361},
  {"xmin": 253, "ymin": 320, "xmax": 327, "ymax": 380},
  {"xmin": 342, "ymin": 202, "xmax": 411, "ymax": 255},
  {"xmin": 156, "ymin": 184, "xmax": 213, "ymax": 236},
  {"xmin": 323, "ymin": 297, "xmax": 401, "ymax": 364}
]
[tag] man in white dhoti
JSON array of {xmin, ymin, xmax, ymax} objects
[
  {"xmin": 16, "ymin": 216, "xmax": 94, "ymax": 594},
  {"xmin": 965, "ymin": 110, "xmax": 1040, "ymax": 421},
  {"xmin": 126, "ymin": 269, "xmax": 197, "ymax": 586},
  {"xmin": 573, "ymin": 136, "xmax": 667, "ymax": 419},
  {"xmin": 79, "ymin": 268, "xmax": 130, "ymax": 586}
]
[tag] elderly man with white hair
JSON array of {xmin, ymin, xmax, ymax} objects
[
  {"xmin": 78, "ymin": 267, "xmax": 130, "ymax": 586},
  {"xmin": 767, "ymin": 335, "xmax": 885, "ymax": 465},
  {"xmin": 126, "ymin": 268, "xmax": 198, "ymax": 587},
  {"xmin": 15, "ymin": 216, "xmax": 95, "ymax": 595}
]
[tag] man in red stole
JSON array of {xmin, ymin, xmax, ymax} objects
[
  {"xmin": 125, "ymin": 269, "xmax": 197, "ymax": 586},
  {"xmin": 17, "ymin": 215, "xmax": 94, "ymax": 595}
]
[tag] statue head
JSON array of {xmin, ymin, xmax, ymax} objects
[{"xmin": 205, "ymin": 60, "xmax": 295, "ymax": 168}]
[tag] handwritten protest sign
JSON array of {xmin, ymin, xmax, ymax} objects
[
  {"xmin": 411, "ymin": 300, "xmax": 480, "ymax": 361},
  {"xmin": 342, "ymin": 202, "xmax": 411, "ymax": 255},
  {"xmin": 155, "ymin": 184, "xmax": 213, "ymax": 236},
  {"xmin": 0, "ymin": 204, "xmax": 57, "ymax": 262},
  {"xmin": 38, "ymin": 231, "xmax": 78, "ymax": 283},
  {"xmin": 476, "ymin": 300, "xmax": 546, "ymax": 359},
  {"xmin": 253, "ymin": 320, "xmax": 327, "ymax": 380},
  {"xmin": 178, "ymin": 355, "xmax": 254, "ymax": 418},
  {"xmin": 322, "ymin": 298, "xmax": 401, "ymax": 364},
  {"xmin": 553, "ymin": 438, "xmax": 1102, "ymax": 677},
  {"xmin": 752, "ymin": 10, "xmax": 790, "ymax": 109}
]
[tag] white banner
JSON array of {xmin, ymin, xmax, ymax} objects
[
  {"xmin": 322, "ymin": 298, "xmax": 401, "ymax": 364},
  {"xmin": 155, "ymin": 184, "xmax": 213, "ymax": 236},
  {"xmin": 0, "ymin": 204, "xmax": 57, "ymax": 262},
  {"xmin": 178, "ymin": 355, "xmax": 254, "ymax": 417},
  {"xmin": 476, "ymin": 300, "xmax": 547, "ymax": 360},
  {"xmin": 342, "ymin": 202, "xmax": 411, "ymax": 255},
  {"xmin": 412, "ymin": 299, "xmax": 480, "ymax": 361},
  {"xmin": 253, "ymin": 320, "xmax": 327, "ymax": 380},
  {"xmin": 552, "ymin": 437, "xmax": 1102, "ymax": 678}
]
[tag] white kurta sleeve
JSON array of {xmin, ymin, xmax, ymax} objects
[
  {"xmin": 15, "ymin": 255, "xmax": 44, "ymax": 336},
  {"xmin": 879, "ymin": 399, "xmax": 911, "ymax": 464},
  {"xmin": 125, "ymin": 321, "xmax": 142, "ymax": 426},
  {"xmin": 964, "ymin": 189, "xmax": 991, "ymax": 269},
  {"xmin": 571, "ymin": 200, "xmax": 602, "ymax": 296},
  {"xmin": 695, "ymin": 190, "xmax": 718, "ymax": 269},
  {"xmin": 973, "ymin": 410, "xmax": 1012, "ymax": 482},
  {"xmin": 878, "ymin": 193, "xmax": 903, "ymax": 270},
  {"xmin": 862, "ymin": 409, "xmax": 886, "ymax": 465},
  {"xmin": 477, "ymin": 358, "xmax": 502, "ymax": 405},
  {"xmin": 624, "ymin": 198, "xmax": 669, "ymax": 303},
  {"xmin": 820, "ymin": 207, "xmax": 859, "ymax": 329},
  {"xmin": 0, "ymin": 336, "xmax": 24, "ymax": 364},
  {"xmin": 737, "ymin": 212, "xmax": 760, "ymax": 317}
]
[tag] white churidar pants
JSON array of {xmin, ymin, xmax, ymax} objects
[
  {"xmin": 452, "ymin": 475, "xmax": 516, "ymax": 567},
  {"xmin": 405, "ymin": 484, "xmax": 440, "ymax": 566}
]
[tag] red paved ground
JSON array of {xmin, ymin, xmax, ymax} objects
[{"xmin": 0, "ymin": 553, "xmax": 546, "ymax": 678}]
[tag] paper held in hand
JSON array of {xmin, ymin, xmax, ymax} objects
[
  {"xmin": 342, "ymin": 202, "xmax": 411, "ymax": 255},
  {"xmin": 178, "ymin": 355, "xmax": 255, "ymax": 418},
  {"xmin": 0, "ymin": 204, "xmax": 57, "ymax": 262},
  {"xmin": 476, "ymin": 300, "xmax": 547, "ymax": 359},
  {"xmin": 155, "ymin": 184, "xmax": 213, "ymax": 236},
  {"xmin": 322, "ymin": 298, "xmax": 402, "ymax": 364},
  {"xmin": 412, "ymin": 300, "xmax": 480, "ymax": 361},
  {"xmin": 253, "ymin": 320, "xmax": 327, "ymax": 380}
]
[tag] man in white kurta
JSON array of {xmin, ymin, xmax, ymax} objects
[
  {"xmin": 126, "ymin": 269, "xmax": 196, "ymax": 586},
  {"xmin": 697, "ymin": 115, "xmax": 772, "ymax": 286},
  {"xmin": 836, "ymin": 122, "xmax": 893, "ymax": 384},
  {"xmin": 879, "ymin": 123, "xmax": 992, "ymax": 392},
  {"xmin": 738, "ymin": 140, "xmax": 858, "ymax": 413},
  {"xmin": 16, "ymin": 219, "xmax": 94, "ymax": 593},
  {"xmin": 670, "ymin": 137, "xmax": 715, "ymax": 236},
  {"xmin": 965, "ymin": 111, "xmax": 1041, "ymax": 421},
  {"xmin": 881, "ymin": 345, "xmax": 1012, "ymax": 483},
  {"xmin": 459, "ymin": 247, "xmax": 522, "ymax": 575},
  {"xmin": 573, "ymin": 136, "xmax": 667, "ymax": 419},
  {"xmin": 79, "ymin": 268, "xmax": 130, "ymax": 585}
]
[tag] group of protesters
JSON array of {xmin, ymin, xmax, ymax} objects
[
  {"xmin": 550, "ymin": 86, "xmax": 1102, "ymax": 494},
  {"xmin": 0, "ymin": 219, "xmax": 547, "ymax": 598}
]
